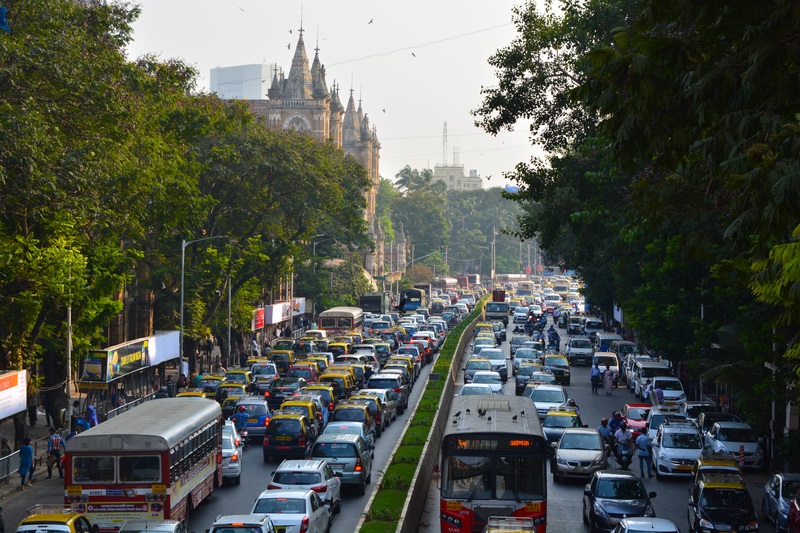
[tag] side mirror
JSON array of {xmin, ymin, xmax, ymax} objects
[
  {"xmin": 648, "ymin": 491, "xmax": 657, "ymax": 498},
  {"xmin": 583, "ymin": 488, "xmax": 593, "ymax": 497},
  {"xmin": 550, "ymin": 442, "xmax": 558, "ymax": 448}
]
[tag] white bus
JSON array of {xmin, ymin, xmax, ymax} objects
[{"xmin": 317, "ymin": 306, "xmax": 365, "ymax": 336}]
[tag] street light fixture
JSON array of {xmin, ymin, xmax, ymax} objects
[{"xmin": 180, "ymin": 235, "xmax": 228, "ymax": 366}]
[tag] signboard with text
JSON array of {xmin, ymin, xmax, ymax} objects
[
  {"xmin": 251, "ymin": 308, "xmax": 265, "ymax": 330},
  {"xmin": 0, "ymin": 370, "xmax": 27, "ymax": 420},
  {"xmin": 264, "ymin": 302, "xmax": 291, "ymax": 324},
  {"xmin": 80, "ymin": 339, "xmax": 149, "ymax": 383},
  {"xmin": 292, "ymin": 298, "xmax": 306, "ymax": 316}
]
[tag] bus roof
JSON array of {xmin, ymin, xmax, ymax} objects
[
  {"xmin": 444, "ymin": 394, "xmax": 544, "ymax": 440},
  {"xmin": 66, "ymin": 398, "xmax": 221, "ymax": 452},
  {"xmin": 318, "ymin": 306, "xmax": 363, "ymax": 317}
]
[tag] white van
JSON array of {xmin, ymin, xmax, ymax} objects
[
  {"xmin": 595, "ymin": 332, "xmax": 623, "ymax": 350},
  {"xmin": 633, "ymin": 361, "xmax": 673, "ymax": 399},
  {"xmin": 566, "ymin": 336, "xmax": 594, "ymax": 365},
  {"xmin": 583, "ymin": 317, "xmax": 604, "ymax": 342}
]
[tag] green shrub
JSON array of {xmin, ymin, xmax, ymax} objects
[
  {"xmin": 381, "ymin": 463, "xmax": 417, "ymax": 489},
  {"xmin": 393, "ymin": 445, "xmax": 423, "ymax": 463},
  {"xmin": 360, "ymin": 521, "xmax": 397, "ymax": 533},
  {"xmin": 370, "ymin": 489, "xmax": 407, "ymax": 520}
]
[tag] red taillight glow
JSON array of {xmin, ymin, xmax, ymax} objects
[
  {"xmin": 298, "ymin": 434, "xmax": 306, "ymax": 446},
  {"xmin": 310, "ymin": 484, "xmax": 327, "ymax": 493},
  {"xmin": 392, "ymin": 388, "xmax": 402, "ymax": 393},
  {"xmin": 216, "ymin": 451, "xmax": 223, "ymax": 464},
  {"xmin": 264, "ymin": 391, "xmax": 271, "ymax": 397},
  {"xmin": 300, "ymin": 516, "xmax": 309, "ymax": 533},
  {"xmin": 231, "ymin": 453, "xmax": 238, "ymax": 462},
  {"xmin": 267, "ymin": 483, "xmax": 280, "ymax": 490},
  {"xmin": 354, "ymin": 456, "xmax": 363, "ymax": 472}
]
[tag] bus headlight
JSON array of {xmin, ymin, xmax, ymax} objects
[{"xmin": 440, "ymin": 513, "xmax": 462, "ymax": 528}]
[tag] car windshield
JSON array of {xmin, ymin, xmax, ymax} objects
[
  {"xmin": 473, "ymin": 374, "xmax": 501, "ymax": 384},
  {"xmin": 658, "ymin": 380, "xmax": 683, "ymax": 391},
  {"xmin": 252, "ymin": 365, "xmax": 276, "ymax": 375},
  {"xmin": 585, "ymin": 321, "xmax": 603, "ymax": 329},
  {"xmin": 530, "ymin": 390, "xmax": 566, "ymax": 403},
  {"xmin": 544, "ymin": 415, "xmax": 580, "ymax": 428},
  {"xmin": 626, "ymin": 407, "xmax": 650, "ymax": 420},
  {"xmin": 333, "ymin": 409, "xmax": 366, "ymax": 422},
  {"xmin": 516, "ymin": 349, "xmax": 537, "ymax": 359},
  {"xmin": 686, "ymin": 405, "xmax": 714, "ymax": 419},
  {"xmin": 595, "ymin": 479, "xmax": 647, "ymax": 499},
  {"xmin": 701, "ymin": 488, "xmax": 749, "ymax": 508},
  {"xmin": 324, "ymin": 425, "xmax": 362, "ymax": 438},
  {"xmin": 238, "ymin": 403, "xmax": 267, "ymax": 416},
  {"xmin": 253, "ymin": 497, "xmax": 307, "ymax": 514},
  {"xmin": 518, "ymin": 366, "xmax": 538, "ymax": 377},
  {"xmin": 530, "ymin": 373, "xmax": 556, "ymax": 383},
  {"xmin": 662, "ymin": 432, "xmax": 702, "ymax": 449},
  {"xmin": 545, "ymin": 357, "xmax": 568, "ymax": 368},
  {"xmin": 482, "ymin": 350, "xmax": 504, "ymax": 361},
  {"xmin": 560, "ymin": 433, "xmax": 601, "ymax": 450},
  {"xmin": 461, "ymin": 385, "xmax": 493, "ymax": 395},
  {"xmin": 270, "ymin": 419, "xmax": 301, "ymax": 435},
  {"xmin": 511, "ymin": 337, "xmax": 528, "ymax": 345},
  {"xmin": 571, "ymin": 340, "xmax": 592, "ymax": 349},
  {"xmin": 718, "ymin": 428, "xmax": 758, "ymax": 442},
  {"xmin": 595, "ymin": 356, "xmax": 617, "ymax": 367},
  {"xmin": 467, "ymin": 361, "xmax": 491, "ymax": 371}
]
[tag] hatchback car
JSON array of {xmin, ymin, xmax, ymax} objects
[
  {"xmin": 552, "ymin": 427, "xmax": 607, "ymax": 482},
  {"xmin": 358, "ymin": 388, "xmax": 399, "ymax": 424},
  {"xmin": 366, "ymin": 373, "xmax": 409, "ymax": 413},
  {"xmin": 309, "ymin": 433, "xmax": 373, "ymax": 495},
  {"xmin": 221, "ymin": 430, "xmax": 243, "ymax": 485},
  {"xmin": 264, "ymin": 377, "xmax": 307, "ymax": 410},
  {"xmin": 543, "ymin": 354, "xmax": 571, "ymax": 385},
  {"xmin": 542, "ymin": 407, "xmax": 585, "ymax": 443},
  {"xmin": 763, "ymin": 473, "xmax": 800, "ymax": 532},
  {"xmin": 252, "ymin": 362, "xmax": 280, "ymax": 392},
  {"xmin": 16, "ymin": 511, "xmax": 96, "ymax": 533},
  {"xmin": 330, "ymin": 401, "xmax": 376, "ymax": 439},
  {"xmin": 704, "ymin": 421, "xmax": 764, "ymax": 469},
  {"xmin": 262, "ymin": 411, "xmax": 314, "ymax": 462},
  {"xmin": 470, "ymin": 371, "xmax": 503, "ymax": 393},
  {"xmin": 524, "ymin": 383, "xmax": 568, "ymax": 419},
  {"xmin": 583, "ymin": 471, "xmax": 657, "ymax": 533},
  {"xmin": 235, "ymin": 397, "xmax": 271, "ymax": 440},
  {"xmin": 322, "ymin": 421, "xmax": 376, "ymax": 451},
  {"xmin": 251, "ymin": 489, "xmax": 331, "ymax": 533},
  {"xmin": 651, "ymin": 419, "xmax": 705, "ymax": 479},
  {"xmin": 268, "ymin": 459, "xmax": 342, "ymax": 514}
]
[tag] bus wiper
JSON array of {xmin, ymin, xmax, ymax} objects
[
  {"xmin": 511, "ymin": 486, "xmax": 522, "ymax": 503},
  {"xmin": 466, "ymin": 478, "xmax": 485, "ymax": 502}
]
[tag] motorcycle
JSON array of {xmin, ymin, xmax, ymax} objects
[
  {"xmin": 615, "ymin": 441, "xmax": 633, "ymax": 470},
  {"xmin": 237, "ymin": 426, "xmax": 249, "ymax": 448}
]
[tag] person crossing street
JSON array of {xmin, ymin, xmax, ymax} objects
[{"xmin": 47, "ymin": 427, "xmax": 65, "ymax": 479}]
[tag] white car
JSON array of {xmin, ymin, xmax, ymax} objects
[
  {"xmin": 458, "ymin": 383, "xmax": 495, "ymax": 396},
  {"xmin": 651, "ymin": 419, "xmax": 705, "ymax": 479},
  {"xmin": 221, "ymin": 427, "xmax": 242, "ymax": 484},
  {"xmin": 470, "ymin": 371, "xmax": 503, "ymax": 393},
  {"xmin": 528, "ymin": 305, "xmax": 543, "ymax": 317},
  {"xmin": 513, "ymin": 308, "xmax": 529, "ymax": 323},
  {"xmin": 649, "ymin": 375, "xmax": 687, "ymax": 409},
  {"xmin": 704, "ymin": 421, "xmax": 765, "ymax": 469},
  {"xmin": 267, "ymin": 459, "xmax": 342, "ymax": 514},
  {"xmin": 252, "ymin": 489, "xmax": 331, "ymax": 533}
]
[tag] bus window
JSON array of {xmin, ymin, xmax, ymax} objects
[
  {"xmin": 73, "ymin": 456, "xmax": 115, "ymax": 483},
  {"xmin": 495, "ymin": 456, "xmax": 545, "ymax": 500},
  {"xmin": 442, "ymin": 456, "xmax": 491, "ymax": 499},
  {"xmin": 119, "ymin": 456, "xmax": 161, "ymax": 482}
]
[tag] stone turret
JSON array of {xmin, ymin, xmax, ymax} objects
[{"xmin": 285, "ymin": 30, "xmax": 313, "ymax": 100}]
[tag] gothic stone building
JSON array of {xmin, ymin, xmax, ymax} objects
[{"xmin": 246, "ymin": 31, "xmax": 385, "ymax": 276}]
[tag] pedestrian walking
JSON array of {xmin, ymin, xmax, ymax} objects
[
  {"xmin": 47, "ymin": 427, "xmax": 65, "ymax": 479},
  {"xmin": 603, "ymin": 365, "xmax": 614, "ymax": 395},
  {"xmin": 18, "ymin": 437, "xmax": 34, "ymax": 489},
  {"xmin": 654, "ymin": 385, "xmax": 664, "ymax": 404},
  {"xmin": 635, "ymin": 423, "xmax": 653, "ymax": 477},
  {"xmin": 590, "ymin": 363, "xmax": 602, "ymax": 394}
]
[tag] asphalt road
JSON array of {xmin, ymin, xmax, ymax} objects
[
  {"xmin": 186, "ymin": 349, "xmax": 438, "ymax": 533},
  {"xmin": 420, "ymin": 317, "xmax": 777, "ymax": 533}
]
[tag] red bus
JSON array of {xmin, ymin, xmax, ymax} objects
[
  {"xmin": 440, "ymin": 395, "xmax": 548, "ymax": 533},
  {"xmin": 65, "ymin": 398, "xmax": 222, "ymax": 531}
]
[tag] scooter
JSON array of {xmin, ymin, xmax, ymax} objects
[
  {"xmin": 615, "ymin": 442, "xmax": 632, "ymax": 470},
  {"xmin": 237, "ymin": 426, "xmax": 249, "ymax": 448}
]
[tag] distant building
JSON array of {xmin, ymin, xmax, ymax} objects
[
  {"xmin": 210, "ymin": 64, "xmax": 275, "ymax": 100},
  {"xmin": 433, "ymin": 165, "xmax": 482, "ymax": 191}
]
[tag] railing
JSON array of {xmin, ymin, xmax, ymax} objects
[
  {"xmin": 105, "ymin": 392, "xmax": 156, "ymax": 420},
  {"xmin": 0, "ymin": 428, "xmax": 70, "ymax": 484}
]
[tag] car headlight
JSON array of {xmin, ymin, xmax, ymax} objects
[
  {"xmin": 678, "ymin": 393, "xmax": 686, "ymax": 400},
  {"xmin": 643, "ymin": 503, "xmax": 655, "ymax": 517},
  {"xmin": 593, "ymin": 501, "xmax": 608, "ymax": 519},
  {"xmin": 741, "ymin": 522, "xmax": 758, "ymax": 531},
  {"xmin": 698, "ymin": 519, "xmax": 714, "ymax": 529},
  {"xmin": 659, "ymin": 453, "xmax": 668, "ymax": 462},
  {"xmin": 592, "ymin": 455, "xmax": 605, "ymax": 466},
  {"xmin": 556, "ymin": 456, "xmax": 568, "ymax": 465}
]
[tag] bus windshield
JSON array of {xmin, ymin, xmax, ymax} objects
[{"xmin": 442, "ymin": 455, "xmax": 545, "ymax": 500}]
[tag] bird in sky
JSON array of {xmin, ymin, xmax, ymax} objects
[
  {"xmin": 287, "ymin": 43, "xmax": 291, "ymax": 50},
  {"xmin": 289, "ymin": 29, "xmax": 292, "ymax": 34},
  {"xmin": 382, "ymin": 108, "xmax": 386, "ymax": 113},
  {"xmin": 238, "ymin": 6, "xmax": 245, "ymax": 12},
  {"xmin": 368, "ymin": 18, "xmax": 373, "ymax": 24},
  {"xmin": 411, "ymin": 52, "xmax": 416, "ymax": 57}
]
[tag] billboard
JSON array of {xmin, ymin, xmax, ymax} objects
[
  {"xmin": 292, "ymin": 298, "xmax": 306, "ymax": 316},
  {"xmin": 251, "ymin": 308, "xmax": 265, "ymax": 331},
  {"xmin": 0, "ymin": 370, "xmax": 27, "ymax": 420},
  {"xmin": 263, "ymin": 302, "xmax": 291, "ymax": 324},
  {"xmin": 81, "ymin": 339, "xmax": 149, "ymax": 382}
]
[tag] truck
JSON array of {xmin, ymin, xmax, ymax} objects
[
  {"xmin": 457, "ymin": 276, "xmax": 469, "ymax": 288},
  {"xmin": 484, "ymin": 300, "xmax": 509, "ymax": 325},
  {"xmin": 359, "ymin": 292, "xmax": 391, "ymax": 314},
  {"xmin": 492, "ymin": 289, "xmax": 506, "ymax": 302},
  {"xmin": 467, "ymin": 274, "xmax": 481, "ymax": 286}
]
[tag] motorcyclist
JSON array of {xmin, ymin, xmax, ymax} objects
[
  {"xmin": 613, "ymin": 422, "xmax": 634, "ymax": 466},
  {"xmin": 608, "ymin": 411, "xmax": 623, "ymax": 433},
  {"xmin": 597, "ymin": 417, "xmax": 613, "ymax": 446},
  {"xmin": 230, "ymin": 405, "xmax": 249, "ymax": 435}
]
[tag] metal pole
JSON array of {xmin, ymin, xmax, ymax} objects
[
  {"xmin": 227, "ymin": 277, "xmax": 231, "ymax": 369},
  {"xmin": 67, "ymin": 305, "xmax": 72, "ymax": 400},
  {"xmin": 180, "ymin": 239, "xmax": 186, "ymax": 362}
]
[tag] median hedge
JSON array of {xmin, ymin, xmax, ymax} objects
[{"xmin": 360, "ymin": 297, "xmax": 488, "ymax": 533}]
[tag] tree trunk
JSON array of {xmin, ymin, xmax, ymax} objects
[{"xmin": 12, "ymin": 411, "xmax": 28, "ymax": 449}]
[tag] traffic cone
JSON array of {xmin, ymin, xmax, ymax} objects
[{"xmin": 737, "ymin": 445, "xmax": 745, "ymax": 467}]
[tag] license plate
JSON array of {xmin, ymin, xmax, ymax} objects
[
  {"xmin": 276, "ymin": 435, "xmax": 292, "ymax": 441},
  {"xmin": 676, "ymin": 465, "xmax": 691, "ymax": 471},
  {"xmin": 573, "ymin": 466, "xmax": 585, "ymax": 473},
  {"xmin": 276, "ymin": 528, "xmax": 286, "ymax": 533},
  {"xmin": 328, "ymin": 463, "xmax": 343, "ymax": 468},
  {"xmin": 248, "ymin": 418, "xmax": 257, "ymax": 423}
]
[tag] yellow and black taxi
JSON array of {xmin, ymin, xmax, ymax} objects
[
  {"xmin": 224, "ymin": 369, "xmax": 254, "ymax": 388},
  {"xmin": 298, "ymin": 384, "xmax": 337, "ymax": 414},
  {"xmin": 330, "ymin": 401, "xmax": 376, "ymax": 438},
  {"xmin": 328, "ymin": 342, "xmax": 351, "ymax": 358},
  {"xmin": 267, "ymin": 350, "xmax": 295, "ymax": 376},
  {"xmin": 541, "ymin": 406, "xmax": 584, "ymax": 443},
  {"xmin": 215, "ymin": 383, "xmax": 248, "ymax": 403},
  {"xmin": 262, "ymin": 410, "xmax": 314, "ymax": 462},
  {"xmin": 15, "ymin": 506, "xmax": 97, "ymax": 533},
  {"xmin": 176, "ymin": 389, "xmax": 215, "ymax": 399},
  {"xmin": 348, "ymin": 393, "xmax": 387, "ymax": 437},
  {"xmin": 688, "ymin": 473, "xmax": 759, "ymax": 532},
  {"xmin": 264, "ymin": 377, "xmax": 308, "ymax": 411},
  {"xmin": 305, "ymin": 355, "xmax": 329, "ymax": 373},
  {"xmin": 690, "ymin": 452, "xmax": 743, "ymax": 491},
  {"xmin": 279, "ymin": 397, "xmax": 322, "ymax": 439},
  {"xmin": 318, "ymin": 372, "xmax": 357, "ymax": 400}
]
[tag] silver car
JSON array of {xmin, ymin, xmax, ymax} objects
[
  {"xmin": 268, "ymin": 459, "xmax": 342, "ymax": 514},
  {"xmin": 310, "ymin": 433, "xmax": 373, "ymax": 495},
  {"xmin": 221, "ymin": 428, "xmax": 243, "ymax": 485},
  {"xmin": 358, "ymin": 388, "xmax": 399, "ymax": 424},
  {"xmin": 552, "ymin": 427, "xmax": 607, "ymax": 481}
]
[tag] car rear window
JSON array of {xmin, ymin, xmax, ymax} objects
[
  {"xmin": 273, "ymin": 471, "xmax": 321, "ymax": 484},
  {"xmin": 312, "ymin": 442, "xmax": 357, "ymax": 458},
  {"xmin": 253, "ymin": 497, "xmax": 307, "ymax": 514},
  {"xmin": 269, "ymin": 419, "xmax": 301, "ymax": 435},
  {"xmin": 367, "ymin": 378, "xmax": 398, "ymax": 389}
]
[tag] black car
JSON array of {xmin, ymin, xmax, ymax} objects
[
  {"xmin": 583, "ymin": 471, "xmax": 657, "ymax": 533},
  {"xmin": 515, "ymin": 365, "xmax": 540, "ymax": 395},
  {"xmin": 264, "ymin": 377, "xmax": 307, "ymax": 410},
  {"xmin": 688, "ymin": 474, "xmax": 758, "ymax": 533},
  {"xmin": 493, "ymin": 322, "xmax": 507, "ymax": 343}
]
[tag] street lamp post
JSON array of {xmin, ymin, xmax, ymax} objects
[{"xmin": 180, "ymin": 235, "xmax": 228, "ymax": 369}]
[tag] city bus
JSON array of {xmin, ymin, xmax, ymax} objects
[
  {"xmin": 317, "ymin": 306, "xmax": 364, "ymax": 336},
  {"xmin": 64, "ymin": 398, "xmax": 223, "ymax": 531},
  {"xmin": 440, "ymin": 395, "xmax": 548, "ymax": 533}
]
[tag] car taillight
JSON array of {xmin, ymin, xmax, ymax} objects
[
  {"xmin": 355, "ymin": 456, "xmax": 363, "ymax": 472},
  {"xmin": 300, "ymin": 516, "xmax": 309, "ymax": 533},
  {"xmin": 310, "ymin": 484, "xmax": 327, "ymax": 493},
  {"xmin": 329, "ymin": 401, "xmax": 334, "ymax": 411},
  {"xmin": 298, "ymin": 434, "xmax": 306, "ymax": 446},
  {"xmin": 392, "ymin": 388, "xmax": 402, "ymax": 394},
  {"xmin": 265, "ymin": 417, "xmax": 271, "ymax": 426},
  {"xmin": 216, "ymin": 451, "xmax": 223, "ymax": 464},
  {"xmin": 263, "ymin": 436, "xmax": 269, "ymax": 446},
  {"xmin": 267, "ymin": 483, "xmax": 280, "ymax": 490},
  {"xmin": 264, "ymin": 391, "xmax": 271, "ymax": 397},
  {"xmin": 231, "ymin": 453, "xmax": 238, "ymax": 462},
  {"xmin": 375, "ymin": 412, "xmax": 381, "ymax": 422}
]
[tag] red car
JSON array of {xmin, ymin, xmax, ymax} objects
[
  {"xmin": 621, "ymin": 403, "xmax": 651, "ymax": 438},
  {"xmin": 789, "ymin": 489, "xmax": 800, "ymax": 533}
]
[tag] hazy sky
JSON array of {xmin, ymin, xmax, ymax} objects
[{"xmin": 126, "ymin": 0, "xmax": 541, "ymax": 187}]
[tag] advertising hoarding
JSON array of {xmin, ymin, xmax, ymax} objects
[{"xmin": 0, "ymin": 370, "xmax": 27, "ymax": 420}]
